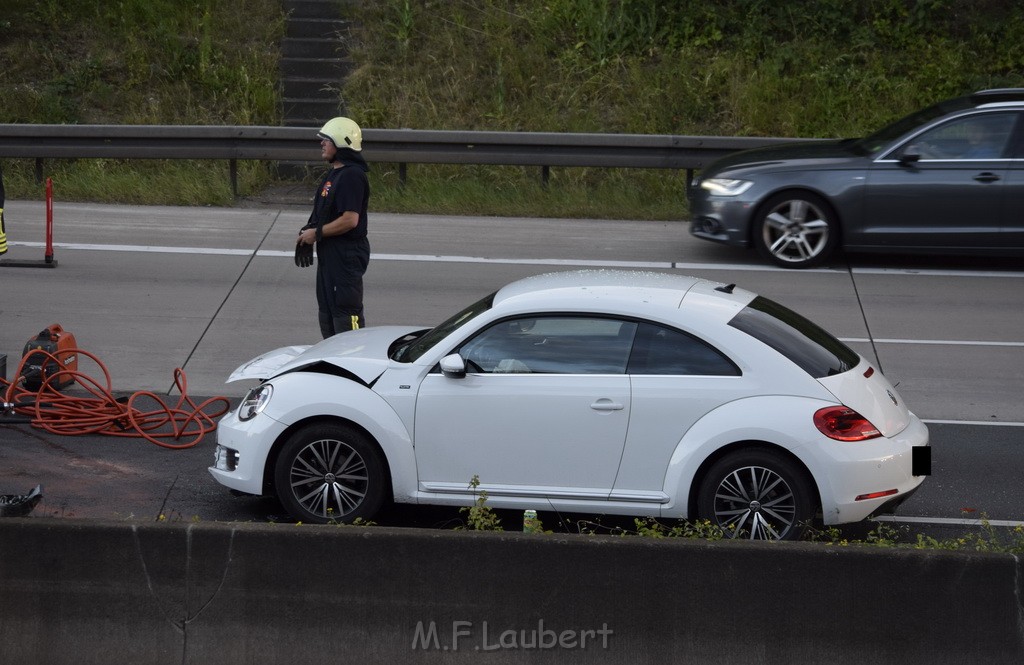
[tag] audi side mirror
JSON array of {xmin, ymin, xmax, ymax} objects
[{"xmin": 899, "ymin": 150, "xmax": 921, "ymax": 166}]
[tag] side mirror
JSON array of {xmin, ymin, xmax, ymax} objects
[
  {"xmin": 439, "ymin": 353, "xmax": 467, "ymax": 379},
  {"xmin": 898, "ymin": 150, "xmax": 921, "ymax": 166}
]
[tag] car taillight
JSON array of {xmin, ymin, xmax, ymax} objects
[{"xmin": 814, "ymin": 406, "xmax": 881, "ymax": 442}]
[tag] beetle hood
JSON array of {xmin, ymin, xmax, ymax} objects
[{"xmin": 227, "ymin": 326, "xmax": 425, "ymax": 384}]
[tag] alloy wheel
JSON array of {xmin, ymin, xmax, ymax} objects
[
  {"xmin": 711, "ymin": 464, "xmax": 798, "ymax": 540},
  {"xmin": 761, "ymin": 198, "xmax": 832, "ymax": 265},
  {"xmin": 287, "ymin": 437, "xmax": 369, "ymax": 520}
]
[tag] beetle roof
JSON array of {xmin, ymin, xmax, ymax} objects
[{"xmin": 491, "ymin": 269, "xmax": 751, "ymax": 316}]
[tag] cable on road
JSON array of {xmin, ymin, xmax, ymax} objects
[
  {"xmin": 1, "ymin": 347, "xmax": 230, "ymax": 448},
  {"xmin": 843, "ymin": 259, "xmax": 884, "ymax": 374}
]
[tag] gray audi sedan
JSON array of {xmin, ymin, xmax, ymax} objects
[{"xmin": 688, "ymin": 88, "xmax": 1024, "ymax": 268}]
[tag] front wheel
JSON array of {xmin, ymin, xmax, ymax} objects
[
  {"xmin": 753, "ymin": 192, "xmax": 839, "ymax": 268},
  {"xmin": 697, "ymin": 449, "xmax": 815, "ymax": 541},
  {"xmin": 273, "ymin": 422, "xmax": 387, "ymax": 524}
]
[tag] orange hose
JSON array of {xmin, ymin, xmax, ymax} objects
[{"xmin": 1, "ymin": 347, "xmax": 230, "ymax": 448}]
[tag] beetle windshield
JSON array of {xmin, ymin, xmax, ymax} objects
[{"xmin": 391, "ymin": 291, "xmax": 496, "ymax": 363}]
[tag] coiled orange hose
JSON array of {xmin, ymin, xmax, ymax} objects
[{"xmin": 1, "ymin": 347, "xmax": 230, "ymax": 448}]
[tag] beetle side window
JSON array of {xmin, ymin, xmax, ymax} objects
[
  {"xmin": 627, "ymin": 323, "xmax": 740, "ymax": 376},
  {"xmin": 459, "ymin": 317, "xmax": 636, "ymax": 374}
]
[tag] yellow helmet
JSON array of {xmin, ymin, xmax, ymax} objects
[{"xmin": 317, "ymin": 117, "xmax": 362, "ymax": 152}]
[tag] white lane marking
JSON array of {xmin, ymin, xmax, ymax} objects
[
  {"xmin": 370, "ymin": 253, "xmax": 676, "ymax": 269},
  {"xmin": 853, "ymin": 267, "xmax": 1024, "ymax": 278},
  {"xmin": 10, "ymin": 241, "xmax": 253, "ymax": 255},
  {"xmin": 874, "ymin": 515, "xmax": 1024, "ymax": 528},
  {"xmin": 922, "ymin": 419, "xmax": 1024, "ymax": 427},
  {"xmin": 843, "ymin": 337, "xmax": 1024, "ymax": 348},
  {"xmin": 14, "ymin": 243, "xmax": 678, "ymax": 267},
  {"xmin": 10, "ymin": 241, "xmax": 1024, "ymax": 277}
]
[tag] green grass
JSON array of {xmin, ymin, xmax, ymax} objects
[
  {"xmin": 3, "ymin": 0, "xmax": 1024, "ymax": 217},
  {"xmin": 370, "ymin": 164, "xmax": 689, "ymax": 220},
  {"xmin": 3, "ymin": 160, "xmax": 689, "ymax": 220},
  {"xmin": 2, "ymin": 159, "xmax": 276, "ymax": 207},
  {"xmin": 0, "ymin": 0, "xmax": 283, "ymax": 125}
]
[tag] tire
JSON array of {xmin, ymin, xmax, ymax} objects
[
  {"xmin": 753, "ymin": 191, "xmax": 840, "ymax": 268},
  {"xmin": 274, "ymin": 422, "xmax": 387, "ymax": 524},
  {"xmin": 697, "ymin": 449, "xmax": 815, "ymax": 541}
]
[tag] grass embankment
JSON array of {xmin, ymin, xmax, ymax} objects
[
  {"xmin": 2, "ymin": 1, "xmax": 1024, "ymax": 218},
  {"xmin": 0, "ymin": 0, "xmax": 283, "ymax": 206}
]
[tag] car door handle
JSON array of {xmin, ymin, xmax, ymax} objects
[
  {"xmin": 590, "ymin": 399, "xmax": 624, "ymax": 411},
  {"xmin": 973, "ymin": 172, "xmax": 1001, "ymax": 183}
]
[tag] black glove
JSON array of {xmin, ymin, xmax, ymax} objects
[
  {"xmin": 295, "ymin": 224, "xmax": 315, "ymax": 267},
  {"xmin": 295, "ymin": 240, "xmax": 314, "ymax": 268}
]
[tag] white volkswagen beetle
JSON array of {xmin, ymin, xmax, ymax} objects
[{"xmin": 210, "ymin": 269, "xmax": 929, "ymax": 540}]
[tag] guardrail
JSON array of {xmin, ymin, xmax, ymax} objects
[{"xmin": 0, "ymin": 124, "xmax": 820, "ymax": 196}]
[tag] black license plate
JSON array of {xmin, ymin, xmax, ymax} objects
[{"xmin": 912, "ymin": 446, "xmax": 931, "ymax": 476}]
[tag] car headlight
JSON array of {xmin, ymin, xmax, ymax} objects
[
  {"xmin": 238, "ymin": 383, "xmax": 273, "ymax": 421},
  {"xmin": 700, "ymin": 178, "xmax": 754, "ymax": 196}
]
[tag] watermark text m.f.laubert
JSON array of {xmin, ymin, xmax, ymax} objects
[{"xmin": 412, "ymin": 620, "xmax": 613, "ymax": 651}]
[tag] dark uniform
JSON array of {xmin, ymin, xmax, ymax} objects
[{"xmin": 308, "ymin": 159, "xmax": 370, "ymax": 338}]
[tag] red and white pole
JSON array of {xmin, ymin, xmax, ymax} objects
[{"xmin": 0, "ymin": 176, "xmax": 58, "ymax": 269}]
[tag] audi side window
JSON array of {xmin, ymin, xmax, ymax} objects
[
  {"xmin": 459, "ymin": 317, "xmax": 636, "ymax": 374},
  {"xmin": 1010, "ymin": 113, "xmax": 1024, "ymax": 159},
  {"xmin": 901, "ymin": 112, "xmax": 1016, "ymax": 161},
  {"xmin": 627, "ymin": 323, "xmax": 739, "ymax": 376}
]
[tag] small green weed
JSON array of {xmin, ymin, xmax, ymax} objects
[
  {"xmin": 632, "ymin": 517, "xmax": 727, "ymax": 540},
  {"xmin": 457, "ymin": 475, "xmax": 503, "ymax": 532}
]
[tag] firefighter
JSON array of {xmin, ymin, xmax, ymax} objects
[{"xmin": 295, "ymin": 117, "xmax": 371, "ymax": 338}]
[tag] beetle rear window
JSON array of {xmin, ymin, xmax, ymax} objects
[{"xmin": 728, "ymin": 296, "xmax": 858, "ymax": 378}]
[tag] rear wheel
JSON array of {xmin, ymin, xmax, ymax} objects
[
  {"xmin": 753, "ymin": 192, "xmax": 839, "ymax": 268},
  {"xmin": 697, "ymin": 449, "xmax": 815, "ymax": 541},
  {"xmin": 274, "ymin": 422, "xmax": 387, "ymax": 524}
]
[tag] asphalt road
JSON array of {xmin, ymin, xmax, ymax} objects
[{"xmin": 0, "ymin": 198, "xmax": 1021, "ymax": 542}]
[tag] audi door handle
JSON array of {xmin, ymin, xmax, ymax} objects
[
  {"xmin": 973, "ymin": 172, "xmax": 1001, "ymax": 183},
  {"xmin": 591, "ymin": 399, "xmax": 624, "ymax": 411}
]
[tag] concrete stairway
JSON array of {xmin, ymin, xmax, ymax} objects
[{"xmin": 280, "ymin": 0, "xmax": 357, "ymax": 128}]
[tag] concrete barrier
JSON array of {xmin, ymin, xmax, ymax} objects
[{"xmin": 0, "ymin": 519, "xmax": 1021, "ymax": 664}]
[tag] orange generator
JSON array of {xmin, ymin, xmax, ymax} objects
[{"xmin": 21, "ymin": 324, "xmax": 78, "ymax": 391}]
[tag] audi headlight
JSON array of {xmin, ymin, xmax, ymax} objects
[
  {"xmin": 238, "ymin": 383, "xmax": 273, "ymax": 421},
  {"xmin": 700, "ymin": 178, "xmax": 754, "ymax": 196}
]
